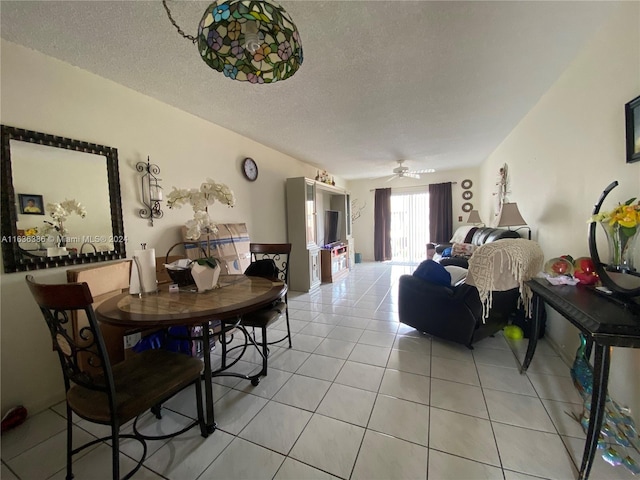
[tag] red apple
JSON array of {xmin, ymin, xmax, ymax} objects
[
  {"xmin": 574, "ymin": 256, "xmax": 599, "ymax": 285},
  {"xmin": 574, "ymin": 256, "xmax": 595, "ymax": 274}
]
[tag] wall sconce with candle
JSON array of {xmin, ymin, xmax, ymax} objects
[{"xmin": 136, "ymin": 156, "xmax": 163, "ymax": 226}]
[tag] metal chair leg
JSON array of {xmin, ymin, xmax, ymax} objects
[{"xmin": 66, "ymin": 404, "xmax": 73, "ymax": 480}]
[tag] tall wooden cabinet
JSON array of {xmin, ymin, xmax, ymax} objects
[{"xmin": 286, "ymin": 177, "xmax": 353, "ymax": 292}]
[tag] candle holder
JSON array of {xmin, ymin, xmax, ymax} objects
[{"xmin": 136, "ymin": 156, "xmax": 163, "ymax": 226}]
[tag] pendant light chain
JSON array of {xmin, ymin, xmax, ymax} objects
[{"xmin": 162, "ymin": 0, "xmax": 197, "ymax": 44}]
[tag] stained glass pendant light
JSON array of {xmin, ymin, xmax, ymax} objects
[{"xmin": 163, "ymin": 0, "xmax": 303, "ymax": 84}]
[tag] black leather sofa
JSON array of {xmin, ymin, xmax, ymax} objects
[
  {"xmin": 398, "ymin": 275, "xmax": 519, "ymax": 348},
  {"xmin": 437, "ymin": 227, "xmax": 521, "ymax": 269}
]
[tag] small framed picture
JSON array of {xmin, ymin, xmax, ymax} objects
[
  {"xmin": 625, "ymin": 95, "xmax": 640, "ymax": 164},
  {"xmin": 18, "ymin": 194, "xmax": 45, "ymax": 215}
]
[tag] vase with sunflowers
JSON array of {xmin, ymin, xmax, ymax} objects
[{"xmin": 590, "ymin": 197, "xmax": 640, "ymax": 273}]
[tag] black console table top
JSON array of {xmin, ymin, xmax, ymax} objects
[{"xmin": 522, "ymin": 278, "xmax": 640, "ymax": 480}]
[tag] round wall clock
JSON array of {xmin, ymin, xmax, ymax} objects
[
  {"xmin": 242, "ymin": 157, "xmax": 258, "ymax": 181},
  {"xmin": 462, "ymin": 191, "xmax": 473, "ymax": 200}
]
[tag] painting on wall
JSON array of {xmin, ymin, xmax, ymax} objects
[
  {"xmin": 625, "ymin": 95, "xmax": 640, "ymax": 164},
  {"xmin": 18, "ymin": 193, "xmax": 44, "ymax": 215}
]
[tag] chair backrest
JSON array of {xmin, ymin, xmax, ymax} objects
[
  {"xmin": 26, "ymin": 275, "xmax": 115, "ymax": 397},
  {"xmin": 249, "ymin": 243, "xmax": 292, "ymax": 284}
]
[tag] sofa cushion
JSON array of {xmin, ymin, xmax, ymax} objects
[
  {"xmin": 444, "ymin": 265, "xmax": 468, "ymax": 286},
  {"xmin": 413, "ymin": 260, "xmax": 451, "ymax": 287},
  {"xmin": 452, "ymin": 243, "xmax": 476, "ymax": 258},
  {"xmin": 450, "ymin": 226, "xmax": 478, "ymax": 244}
]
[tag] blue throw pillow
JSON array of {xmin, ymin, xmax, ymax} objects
[
  {"xmin": 442, "ymin": 247, "xmax": 452, "ymax": 257},
  {"xmin": 413, "ymin": 260, "xmax": 452, "ymax": 287}
]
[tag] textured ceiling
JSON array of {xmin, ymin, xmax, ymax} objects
[{"xmin": 0, "ymin": 1, "xmax": 616, "ymax": 179}]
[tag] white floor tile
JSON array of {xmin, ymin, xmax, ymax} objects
[
  {"xmin": 6, "ymin": 426, "xmax": 99, "ymax": 480},
  {"xmin": 429, "ymin": 408, "xmax": 500, "ymax": 466},
  {"xmin": 473, "ymin": 346, "xmax": 519, "ymax": 368},
  {"xmin": 0, "ymin": 409, "xmax": 67, "ymax": 460},
  {"xmin": 393, "ymin": 335, "xmax": 431, "ymax": 355},
  {"xmin": 431, "ymin": 355, "xmax": 480, "ymax": 386},
  {"xmin": 379, "ymin": 369, "xmax": 431, "ymax": 405},
  {"xmin": 368, "ymin": 394, "xmax": 429, "ymax": 446},
  {"xmin": 237, "ymin": 368, "xmax": 293, "ymax": 399},
  {"xmin": 485, "ymin": 389, "xmax": 556, "ymax": 432},
  {"xmin": 351, "ymin": 430, "xmax": 428, "ymax": 480},
  {"xmin": 527, "ymin": 372, "xmax": 583, "ymax": 403},
  {"xmin": 274, "ymin": 458, "xmax": 339, "ymax": 479},
  {"xmin": 428, "ymin": 449, "xmax": 504, "ymax": 480},
  {"xmin": 430, "ymin": 378, "xmax": 488, "ymax": 418},
  {"xmin": 477, "ymin": 364, "xmax": 537, "ymax": 396},
  {"xmin": 239, "ymin": 401, "xmax": 312, "ymax": 455},
  {"xmin": 212, "ymin": 390, "xmax": 268, "ymax": 435},
  {"xmin": 272, "ymin": 374, "xmax": 332, "ymax": 411},
  {"xmin": 386, "ymin": 348, "xmax": 431, "ymax": 377},
  {"xmin": 335, "ymin": 361, "xmax": 385, "ymax": 392},
  {"xmin": 316, "ymin": 383, "xmax": 377, "ymax": 427},
  {"xmin": 199, "ymin": 437, "xmax": 285, "ymax": 479},
  {"xmin": 494, "ymin": 423, "xmax": 577, "ymax": 479},
  {"xmin": 144, "ymin": 428, "xmax": 234, "ymax": 480},
  {"xmin": 326, "ymin": 325, "xmax": 364, "ymax": 342},
  {"xmin": 348, "ymin": 343, "xmax": 391, "ymax": 367},
  {"xmin": 289, "ymin": 414, "xmax": 365, "ymax": 479},
  {"xmin": 47, "ymin": 443, "xmax": 163, "ymax": 480},
  {"xmin": 296, "ymin": 353, "xmax": 346, "ymax": 381},
  {"xmin": 290, "ymin": 333, "xmax": 325, "ymax": 352},
  {"xmin": 358, "ymin": 330, "xmax": 396, "ymax": 348},
  {"xmin": 314, "ymin": 338, "xmax": 356, "ymax": 359},
  {"xmin": 267, "ymin": 348, "xmax": 311, "ymax": 372}
]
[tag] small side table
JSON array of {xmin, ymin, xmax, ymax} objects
[{"xmin": 522, "ymin": 278, "xmax": 640, "ymax": 480}]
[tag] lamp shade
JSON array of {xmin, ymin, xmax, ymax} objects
[
  {"xmin": 496, "ymin": 202, "xmax": 527, "ymax": 227},
  {"xmin": 197, "ymin": 0, "xmax": 303, "ymax": 83},
  {"xmin": 466, "ymin": 210, "xmax": 483, "ymax": 225}
]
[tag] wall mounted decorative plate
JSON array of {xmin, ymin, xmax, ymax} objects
[
  {"xmin": 461, "ymin": 179, "xmax": 472, "ymax": 189},
  {"xmin": 462, "ymin": 202, "xmax": 473, "ymax": 212},
  {"xmin": 462, "ymin": 191, "xmax": 473, "ymax": 200}
]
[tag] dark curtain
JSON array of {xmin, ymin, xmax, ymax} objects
[
  {"xmin": 429, "ymin": 182, "xmax": 453, "ymax": 243},
  {"xmin": 374, "ymin": 188, "xmax": 392, "ymax": 261}
]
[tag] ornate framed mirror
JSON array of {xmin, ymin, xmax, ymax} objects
[{"xmin": 1, "ymin": 125, "xmax": 126, "ymax": 272}]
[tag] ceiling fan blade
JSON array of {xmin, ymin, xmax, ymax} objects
[{"xmin": 385, "ymin": 175, "xmax": 398, "ymax": 182}]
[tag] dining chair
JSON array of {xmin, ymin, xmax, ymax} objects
[
  {"xmin": 217, "ymin": 243, "xmax": 291, "ymax": 383},
  {"xmin": 240, "ymin": 243, "xmax": 292, "ymax": 376},
  {"xmin": 26, "ymin": 275, "xmax": 206, "ymax": 480}
]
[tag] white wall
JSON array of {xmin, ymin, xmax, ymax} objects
[
  {"xmin": 348, "ymin": 167, "xmax": 481, "ymax": 261},
  {"xmin": 479, "ymin": 3, "xmax": 640, "ymax": 416},
  {"xmin": 0, "ymin": 40, "xmax": 337, "ymax": 414}
]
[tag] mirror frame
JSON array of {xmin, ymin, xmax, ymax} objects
[{"xmin": 1, "ymin": 125, "xmax": 126, "ymax": 272}]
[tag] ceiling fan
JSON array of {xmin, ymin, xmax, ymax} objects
[{"xmin": 387, "ymin": 160, "xmax": 425, "ymax": 182}]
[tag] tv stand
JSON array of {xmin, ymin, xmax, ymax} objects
[{"xmin": 321, "ymin": 244, "xmax": 349, "ymax": 283}]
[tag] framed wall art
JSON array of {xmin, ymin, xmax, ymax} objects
[
  {"xmin": 625, "ymin": 95, "xmax": 640, "ymax": 163},
  {"xmin": 18, "ymin": 193, "xmax": 44, "ymax": 215}
]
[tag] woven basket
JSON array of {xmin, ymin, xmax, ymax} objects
[
  {"xmin": 166, "ymin": 267, "xmax": 195, "ymax": 287},
  {"xmin": 165, "ymin": 242, "xmax": 209, "ymax": 287}
]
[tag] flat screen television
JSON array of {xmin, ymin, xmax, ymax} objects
[{"xmin": 324, "ymin": 210, "xmax": 342, "ymax": 247}]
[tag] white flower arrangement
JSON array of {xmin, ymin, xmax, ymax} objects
[
  {"xmin": 167, "ymin": 179, "xmax": 235, "ymax": 240},
  {"xmin": 41, "ymin": 199, "xmax": 86, "ymax": 236}
]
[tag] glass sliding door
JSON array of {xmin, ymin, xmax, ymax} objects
[{"xmin": 390, "ymin": 191, "xmax": 429, "ymax": 263}]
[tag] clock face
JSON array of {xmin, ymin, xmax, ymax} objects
[{"xmin": 242, "ymin": 157, "xmax": 258, "ymax": 181}]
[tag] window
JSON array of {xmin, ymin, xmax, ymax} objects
[{"xmin": 390, "ymin": 191, "xmax": 429, "ymax": 263}]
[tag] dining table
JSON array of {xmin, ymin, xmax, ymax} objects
[{"xmin": 95, "ymin": 274, "xmax": 288, "ymax": 435}]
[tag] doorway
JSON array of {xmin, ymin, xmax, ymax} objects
[{"xmin": 390, "ymin": 191, "xmax": 429, "ymax": 263}]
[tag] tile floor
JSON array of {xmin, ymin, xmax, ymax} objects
[{"xmin": 2, "ymin": 262, "xmax": 638, "ymax": 480}]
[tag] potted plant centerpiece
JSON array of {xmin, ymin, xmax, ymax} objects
[{"xmin": 166, "ymin": 179, "xmax": 235, "ymax": 291}]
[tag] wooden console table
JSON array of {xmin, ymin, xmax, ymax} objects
[
  {"xmin": 321, "ymin": 244, "xmax": 349, "ymax": 283},
  {"xmin": 523, "ymin": 278, "xmax": 640, "ymax": 480}
]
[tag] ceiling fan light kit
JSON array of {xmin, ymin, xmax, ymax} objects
[
  {"xmin": 163, "ymin": 0, "xmax": 303, "ymax": 84},
  {"xmin": 386, "ymin": 160, "xmax": 433, "ymax": 181}
]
